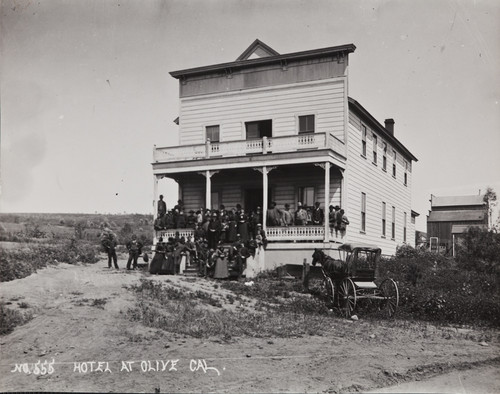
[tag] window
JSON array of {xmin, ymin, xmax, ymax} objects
[
  {"xmin": 382, "ymin": 202, "xmax": 386, "ymax": 237},
  {"xmin": 382, "ymin": 143, "xmax": 387, "ymax": 171},
  {"xmin": 372, "ymin": 134, "xmax": 377, "ymax": 164},
  {"xmin": 361, "ymin": 192, "xmax": 366, "ymax": 232},
  {"xmin": 404, "ymin": 212, "xmax": 407, "ymax": 242},
  {"xmin": 404, "ymin": 161, "xmax": 408, "ymax": 186},
  {"xmin": 298, "ymin": 115, "xmax": 315, "ymax": 134},
  {"xmin": 246, "ymin": 119, "xmax": 272, "ymax": 139},
  {"xmin": 211, "ymin": 191, "xmax": 220, "ymax": 210},
  {"xmin": 392, "ymin": 149, "xmax": 397, "ymax": 177},
  {"xmin": 361, "ymin": 125, "xmax": 367, "ymax": 156},
  {"xmin": 205, "ymin": 125, "xmax": 220, "ymax": 142},
  {"xmin": 391, "ymin": 206, "xmax": 396, "ymax": 240},
  {"xmin": 298, "ymin": 186, "xmax": 315, "ymax": 207}
]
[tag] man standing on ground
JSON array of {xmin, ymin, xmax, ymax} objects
[
  {"xmin": 126, "ymin": 234, "xmax": 143, "ymax": 270},
  {"xmin": 102, "ymin": 231, "xmax": 119, "ymax": 269}
]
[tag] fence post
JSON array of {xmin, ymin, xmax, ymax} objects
[{"xmin": 302, "ymin": 258, "xmax": 310, "ymax": 291}]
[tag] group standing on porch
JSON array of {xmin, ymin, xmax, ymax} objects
[{"xmin": 150, "ymin": 197, "xmax": 350, "ymax": 279}]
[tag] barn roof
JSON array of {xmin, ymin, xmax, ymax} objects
[
  {"xmin": 428, "ymin": 210, "xmax": 486, "ymax": 222},
  {"xmin": 451, "ymin": 224, "xmax": 487, "ymax": 234},
  {"xmin": 431, "ymin": 195, "xmax": 485, "ymax": 207}
]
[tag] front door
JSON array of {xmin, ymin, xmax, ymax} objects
[{"xmin": 244, "ymin": 188, "xmax": 262, "ymax": 214}]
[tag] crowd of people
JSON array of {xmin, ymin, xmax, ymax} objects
[
  {"xmin": 98, "ymin": 196, "xmax": 350, "ymax": 278},
  {"xmin": 154, "ymin": 195, "xmax": 350, "ymax": 239}
]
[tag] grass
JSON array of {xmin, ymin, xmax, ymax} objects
[{"xmin": 127, "ymin": 278, "xmax": 332, "ymax": 339}]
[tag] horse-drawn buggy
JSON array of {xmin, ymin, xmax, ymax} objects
[{"xmin": 312, "ymin": 243, "xmax": 399, "ymax": 318}]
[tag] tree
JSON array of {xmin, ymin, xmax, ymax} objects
[{"xmin": 483, "ymin": 187, "xmax": 498, "ymax": 230}]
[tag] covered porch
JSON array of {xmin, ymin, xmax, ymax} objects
[{"xmin": 153, "ymin": 161, "xmax": 347, "ymax": 244}]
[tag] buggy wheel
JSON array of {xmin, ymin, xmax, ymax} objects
[
  {"xmin": 380, "ymin": 278, "xmax": 399, "ymax": 317},
  {"xmin": 338, "ymin": 278, "xmax": 356, "ymax": 318},
  {"xmin": 323, "ymin": 277, "xmax": 336, "ymax": 307}
]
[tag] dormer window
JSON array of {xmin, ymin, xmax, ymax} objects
[{"xmin": 298, "ymin": 115, "xmax": 315, "ymax": 134}]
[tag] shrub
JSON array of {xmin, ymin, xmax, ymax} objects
[
  {"xmin": 378, "ymin": 247, "xmax": 500, "ymax": 327},
  {"xmin": 0, "ymin": 301, "xmax": 33, "ymax": 335},
  {"xmin": 455, "ymin": 227, "xmax": 500, "ymax": 273},
  {"xmin": 0, "ymin": 240, "xmax": 99, "ymax": 282}
]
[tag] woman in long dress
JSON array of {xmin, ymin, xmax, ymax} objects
[
  {"xmin": 149, "ymin": 238, "xmax": 166, "ymax": 274},
  {"xmin": 237, "ymin": 211, "xmax": 250, "ymax": 243},
  {"xmin": 213, "ymin": 245, "xmax": 229, "ymax": 279},
  {"xmin": 162, "ymin": 240, "xmax": 176, "ymax": 275}
]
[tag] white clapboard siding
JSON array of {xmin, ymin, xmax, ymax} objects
[
  {"xmin": 344, "ymin": 112, "xmax": 413, "ymax": 255},
  {"xmin": 179, "ymin": 80, "xmax": 346, "ymax": 145}
]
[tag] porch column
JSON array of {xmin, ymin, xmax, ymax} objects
[
  {"xmin": 198, "ymin": 170, "xmax": 220, "ymax": 210},
  {"xmin": 263, "ymin": 166, "xmax": 268, "ymax": 231},
  {"xmin": 254, "ymin": 166, "xmax": 277, "ymax": 232},
  {"xmin": 324, "ymin": 162, "xmax": 331, "ymax": 242},
  {"xmin": 205, "ymin": 170, "xmax": 211, "ymax": 209},
  {"xmin": 153, "ymin": 175, "xmax": 159, "ymax": 220}
]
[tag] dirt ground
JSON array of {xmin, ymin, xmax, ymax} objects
[{"xmin": 0, "ymin": 259, "xmax": 499, "ymax": 393}]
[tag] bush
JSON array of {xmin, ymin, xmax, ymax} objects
[
  {"xmin": 0, "ymin": 302, "xmax": 33, "ymax": 335},
  {"xmin": 0, "ymin": 240, "xmax": 99, "ymax": 282},
  {"xmin": 379, "ymin": 246, "xmax": 500, "ymax": 327},
  {"xmin": 456, "ymin": 227, "xmax": 500, "ymax": 273}
]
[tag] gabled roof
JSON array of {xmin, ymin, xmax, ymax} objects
[
  {"xmin": 348, "ymin": 97, "xmax": 418, "ymax": 162},
  {"xmin": 428, "ymin": 210, "xmax": 485, "ymax": 222},
  {"xmin": 431, "ymin": 195, "xmax": 485, "ymax": 207},
  {"xmin": 236, "ymin": 39, "xmax": 280, "ymax": 61},
  {"xmin": 170, "ymin": 41, "xmax": 356, "ymax": 79}
]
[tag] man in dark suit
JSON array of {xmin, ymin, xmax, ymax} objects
[
  {"xmin": 157, "ymin": 195, "xmax": 167, "ymax": 218},
  {"xmin": 126, "ymin": 234, "xmax": 143, "ymax": 270},
  {"xmin": 312, "ymin": 202, "xmax": 324, "ymax": 225}
]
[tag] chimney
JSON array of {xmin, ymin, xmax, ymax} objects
[{"xmin": 385, "ymin": 118, "xmax": 395, "ymax": 135}]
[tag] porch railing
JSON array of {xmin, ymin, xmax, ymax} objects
[
  {"xmin": 155, "ymin": 226, "xmax": 342, "ymax": 243},
  {"xmin": 153, "ymin": 132, "xmax": 346, "ymax": 163}
]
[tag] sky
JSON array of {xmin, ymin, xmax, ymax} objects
[{"xmin": 1, "ymin": 0, "xmax": 499, "ymax": 232}]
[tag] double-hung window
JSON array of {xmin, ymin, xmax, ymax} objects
[
  {"xmin": 205, "ymin": 125, "xmax": 220, "ymax": 143},
  {"xmin": 298, "ymin": 115, "xmax": 315, "ymax": 134},
  {"xmin": 372, "ymin": 134, "xmax": 378, "ymax": 164},
  {"xmin": 391, "ymin": 206, "xmax": 396, "ymax": 240},
  {"xmin": 361, "ymin": 192, "xmax": 366, "ymax": 232},
  {"xmin": 392, "ymin": 149, "xmax": 397, "ymax": 177},
  {"xmin": 403, "ymin": 212, "xmax": 407, "ymax": 242},
  {"xmin": 298, "ymin": 186, "xmax": 315, "ymax": 207},
  {"xmin": 381, "ymin": 202, "xmax": 386, "ymax": 237},
  {"xmin": 382, "ymin": 143, "xmax": 387, "ymax": 171},
  {"xmin": 361, "ymin": 125, "xmax": 367, "ymax": 157},
  {"xmin": 404, "ymin": 161, "xmax": 408, "ymax": 186}
]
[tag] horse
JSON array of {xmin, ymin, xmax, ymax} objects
[{"xmin": 311, "ymin": 249, "xmax": 349, "ymax": 280}]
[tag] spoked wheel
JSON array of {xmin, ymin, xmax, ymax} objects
[
  {"xmin": 338, "ymin": 278, "xmax": 356, "ymax": 318},
  {"xmin": 323, "ymin": 277, "xmax": 336, "ymax": 308},
  {"xmin": 379, "ymin": 278, "xmax": 399, "ymax": 317}
]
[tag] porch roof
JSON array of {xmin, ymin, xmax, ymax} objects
[{"xmin": 152, "ymin": 148, "xmax": 346, "ymax": 175}]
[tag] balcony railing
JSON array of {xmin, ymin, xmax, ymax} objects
[
  {"xmin": 155, "ymin": 226, "xmax": 343, "ymax": 243},
  {"xmin": 154, "ymin": 132, "xmax": 346, "ymax": 163}
]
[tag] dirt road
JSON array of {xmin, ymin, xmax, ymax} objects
[{"xmin": 0, "ymin": 261, "xmax": 498, "ymax": 393}]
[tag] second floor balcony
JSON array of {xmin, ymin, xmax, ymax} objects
[{"xmin": 153, "ymin": 132, "xmax": 346, "ymax": 164}]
